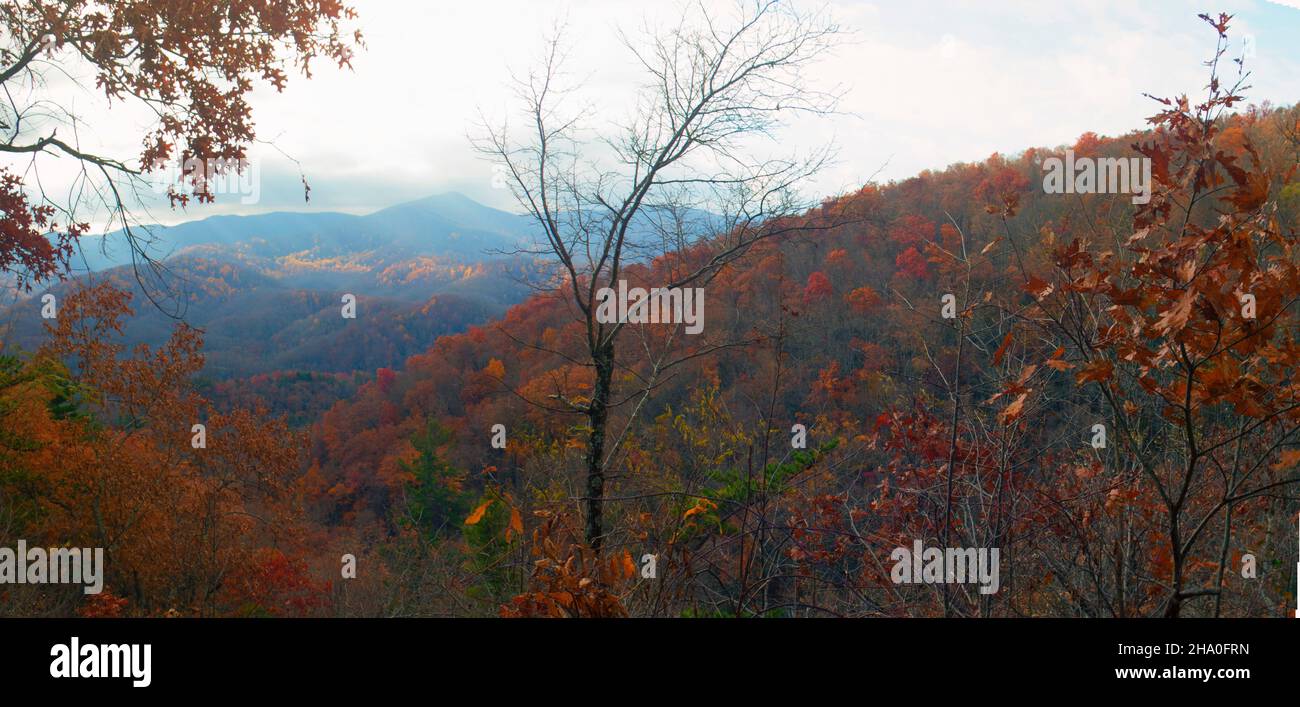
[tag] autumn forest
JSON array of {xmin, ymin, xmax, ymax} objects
[{"xmin": 3, "ymin": 1, "xmax": 1300, "ymax": 624}]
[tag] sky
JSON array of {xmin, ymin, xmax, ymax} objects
[{"xmin": 11, "ymin": 0, "xmax": 1300, "ymax": 225}]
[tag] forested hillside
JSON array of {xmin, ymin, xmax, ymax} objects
[
  {"xmin": 2, "ymin": 5, "xmax": 1297, "ymax": 622},
  {"xmin": 305, "ymin": 95, "xmax": 1300, "ymax": 617}
]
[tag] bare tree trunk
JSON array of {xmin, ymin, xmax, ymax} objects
[
  {"xmin": 942, "ymin": 323, "xmax": 962, "ymax": 618},
  {"xmin": 584, "ymin": 344, "xmax": 614, "ymax": 551},
  {"xmin": 1213, "ymin": 504, "xmax": 1233, "ymax": 617}
]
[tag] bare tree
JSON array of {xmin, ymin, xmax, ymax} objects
[{"xmin": 475, "ymin": 0, "xmax": 846, "ymax": 551}]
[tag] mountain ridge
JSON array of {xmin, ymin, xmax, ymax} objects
[{"xmin": 73, "ymin": 191, "xmax": 535, "ymax": 273}]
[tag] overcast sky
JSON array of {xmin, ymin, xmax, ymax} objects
[{"xmin": 15, "ymin": 0, "xmax": 1300, "ymax": 225}]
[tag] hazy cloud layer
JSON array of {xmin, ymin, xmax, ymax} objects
[{"xmin": 10, "ymin": 0, "xmax": 1300, "ymax": 225}]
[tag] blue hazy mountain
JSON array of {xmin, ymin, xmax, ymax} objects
[
  {"xmin": 73, "ymin": 191, "xmax": 727, "ymax": 273},
  {"xmin": 74, "ymin": 192, "xmax": 536, "ymax": 272},
  {"xmin": 6, "ymin": 193, "xmax": 724, "ymax": 383}
]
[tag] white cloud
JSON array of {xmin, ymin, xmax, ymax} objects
[{"xmin": 6, "ymin": 0, "xmax": 1299, "ymax": 225}]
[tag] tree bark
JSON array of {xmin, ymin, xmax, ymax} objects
[{"xmin": 584, "ymin": 343, "xmax": 615, "ymax": 551}]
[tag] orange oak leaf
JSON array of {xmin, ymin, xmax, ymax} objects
[{"xmin": 465, "ymin": 499, "xmax": 493, "ymax": 525}]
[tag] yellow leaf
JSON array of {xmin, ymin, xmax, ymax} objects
[
  {"xmin": 621, "ymin": 549, "xmax": 636, "ymax": 579},
  {"xmin": 465, "ymin": 499, "xmax": 493, "ymax": 525},
  {"xmin": 508, "ymin": 507, "xmax": 524, "ymax": 537}
]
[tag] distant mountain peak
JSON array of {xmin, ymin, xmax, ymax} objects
[{"xmin": 79, "ymin": 192, "xmax": 534, "ymax": 272}]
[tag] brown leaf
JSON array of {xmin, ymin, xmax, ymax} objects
[
  {"xmin": 992, "ymin": 331, "xmax": 1014, "ymax": 366},
  {"xmin": 1022, "ymin": 276, "xmax": 1053, "ymax": 300},
  {"xmin": 999, "ymin": 393, "xmax": 1029, "ymax": 425},
  {"xmin": 1272, "ymin": 449, "xmax": 1300, "ymax": 472},
  {"xmin": 1075, "ymin": 359, "xmax": 1114, "ymax": 385},
  {"xmin": 1151, "ymin": 289, "xmax": 1195, "ymax": 336}
]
